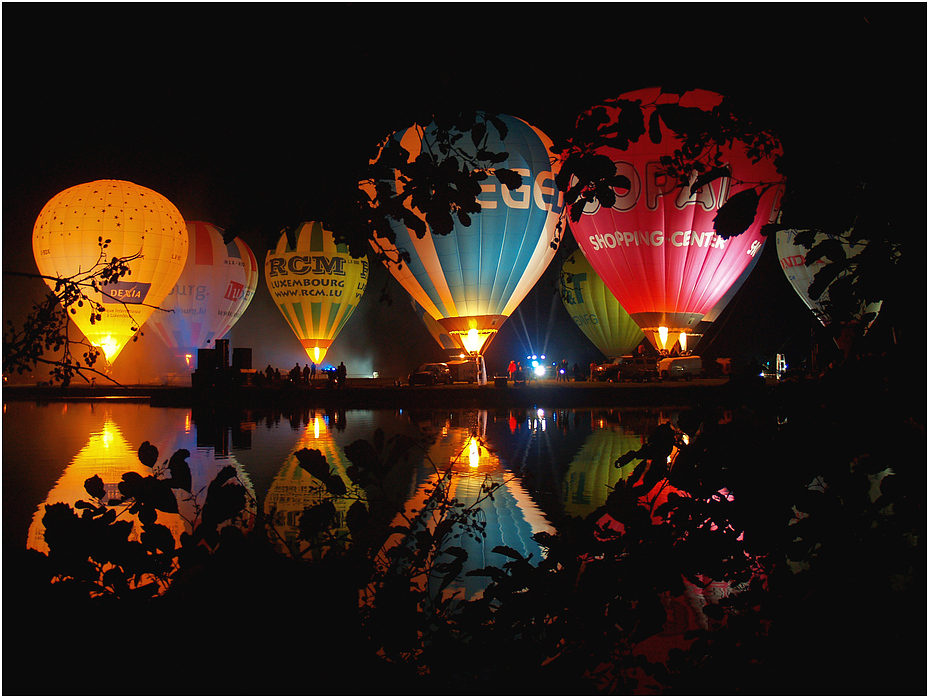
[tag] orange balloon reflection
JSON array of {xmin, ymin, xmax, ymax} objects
[{"xmin": 28, "ymin": 409, "xmax": 256, "ymax": 567}]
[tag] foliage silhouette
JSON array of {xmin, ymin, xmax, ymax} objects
[
  {"xmin": 3, "ymin": 239, "xmax": 149, "ymax": 385},
  {"xmin": 19, "ymin": 354, "xmax": 922, "ymax": 694}
]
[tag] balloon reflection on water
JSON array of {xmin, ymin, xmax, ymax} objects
[
  {"xmin": 28, "ymin": 406, "xmax": 256, "ymax": 561},
  {"xmin": 376, "ymin": 410, "xmax": 555, "ymax": 601},
  {"xmin": 561, "ymin": 423, "xmax": 645, "ymax": 519},
  {"xmin": 264, "ymin": 412, "xmax": 358, "ymax": 559}
]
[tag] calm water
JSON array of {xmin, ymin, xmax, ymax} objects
[{"xmin": 2, "ymin": 400, "xmax": 679, "ymax": 575}]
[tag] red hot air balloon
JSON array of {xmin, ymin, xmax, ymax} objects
[{"xmin": 565, "ymin": 88, "xmax": 783, "ymax": 353}]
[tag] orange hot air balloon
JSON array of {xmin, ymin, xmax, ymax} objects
[
  {"xmin": 145, "ymin": 221, "xmax": 258, "ymax": 368},
  {"xmin": 264, "ymin": 221, "xmax": 368, "ymax": 366},
  {"xmin": 32, "ymin": 180, "xmax": 188, "ymax": 365}
]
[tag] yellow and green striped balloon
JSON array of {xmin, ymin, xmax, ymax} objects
[{"xmin": 264, "ymin": 221, "xmax": 368, "ymax": 365}]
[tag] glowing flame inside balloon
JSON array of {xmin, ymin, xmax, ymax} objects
[
  {"xmin": 460, "ymin": 328, "xmax": 489, "ymax": 354},
  {"xmin": 657, "ymin": 327, "xmax": 669, "ymax": 351}
]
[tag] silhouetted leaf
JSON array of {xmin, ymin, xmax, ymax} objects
[
  {"xmin": 345, "ymin": 500, "xmax": 370, "ymax": 542},
  {"xmin": 808, "ymin": 262, "xmax": 845, "ymax": 302},
  {"xmin": 200, "ymin": 475, "xmax": 246, "ymax": 530},
  {"xmin": 491, "ymin": 545, "xmax": 524, "ymax": 561},
  {"xmin": 296, "ymin": 448, "xmax": 331, "ymax": 482},
  {"xmin": 690, "ymin": 166, "xmax": 731, "ymax": 195},
  {"xmin": 166, "ymin": 449, "xmax": 192, "ymax": 492},
  {"xmin": 470, "ymin": 121, "xmax": 487, "ymax": 148},
  {"xmin": 466, "ymin": 566, "xmax": 506, "ymax": 582},
  {"xmin": 299, "ymin": 500, "xmax": 337, "ymax": 540},
  {"xmin": 326, "ymin": 474, "xmax": 347, "ymax": 496},
  {"xmin": 426, "ymin": 208, "xmax": 454, "ymax": 236},
  {"xmin": 141, "ymin": 522, "xmax": 175, "ymax": 555},
  {"xmin": 713, "ymin": 189, "xmax": 759, "ymax": 238},
  {"xmin": 138, "ymin": 441, "xmax": 158, "ymax": 468},
  {"xmin": 655, "ymin": 103, "xmax": 710, "ymax": 137},
  {"xmin": 494, "ymin": 168, "xmax": 523, "ymax": 191},
  {"xmin": 805, "ymin": 237, "xmax": 846, "ymax": 265},
  {"xmin": 84, "ymin": 475, "xmax": 106, "ymax": 500},
  {"xmin": 648, "ymin": 110, "xmax": 662, "ymax": 144},
  {"xmin": 486, "ymin": 114, "xmax": 508, "ymax": 141}
]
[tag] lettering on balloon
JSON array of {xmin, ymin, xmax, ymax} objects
[
  {"xmin": 224, "ymin": 281, "xmax": 245, "ymax": 302},
  {"xmin": 586, "ymin": 230, "xmax": 727, "ymax": 252},
  {"xmin": 270, "ymin": 278, "xmax": 345, "ymax": 289},
  {"xmin": 562, "ymin": 272, "xmax": 587, "ymax": 305},
  {"xmin": 477, "ymin": 170, "xmax": 563, "ymax": 215},
  {"xmin": 102, "ymin": 281, "xmax": 151, "ymax": 304},
  {"xmin": 572, "ymin": 312, "xmax": 599, "ymax": 328},
  {"xmin": 267, "ymin": 255, "xmax": 347, "ymax": 278},
  {"xmin": 169, "ymin": 284, "xmax": 208, "ymax": 301}
]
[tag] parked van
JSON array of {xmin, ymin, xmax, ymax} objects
[
  {"xmin": 593, "ymin": 355, "xmax": 657, "ymax": 382},
  {"xmin": 447, "ymin": 356, "xmax": 487, "ymax": 384},
  {"xmin": 658, "ymin": 356, "xmax": 702, "ymax": 380}
]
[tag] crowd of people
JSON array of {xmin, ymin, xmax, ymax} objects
[
  {"xmin": 258, "ymin": 360, "xmax": 348, "ymax": 388},
  {"xmin": 505, "ymin": 359, "xmax": 588, "ymax": 383}
]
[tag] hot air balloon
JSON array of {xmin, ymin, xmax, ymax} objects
[
  {"xmin": 32, "ymin": 179, "xmax": 188, "ymax": 365},
  {"xmin": 410, "ymin": 296, "xmax": 458, "ymax": 351},
  {"xmin": 776, "ymin": 228, "xmax": 882, "ymax": 329},
  {"xmin": 365, "ymin": 113, "xmax": 563, "ymax": 360},
  {"xmin": 690, "ymin": 250, "xmax": 761, "ymax": 351},
  {"xmin": 264, "ymin": 221, "xmax": 368, "ymax": 366},
  {"xmin": 566, "ymin": 88, "xmax": 783, "ymax": 354},
  {"xmin": 560, "ymin": 251, "xmax": 646, "ymax": 359},
  {"xmin": 145, "ymin": 221, "xmax": 258, "ymax": 369}
]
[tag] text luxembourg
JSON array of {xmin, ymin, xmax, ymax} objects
[{"xmin": 587, "ymin": 229, "xmax": 727, "ymax": 252}]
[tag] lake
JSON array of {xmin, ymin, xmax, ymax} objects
[{"xmin": 2, "ymin": 399, "xmax": 679, "ymax": 569}]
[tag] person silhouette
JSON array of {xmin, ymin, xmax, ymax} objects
[
  {"xmin": 303, "ymin": 363, "xmax": 311, "ymax": 384},
  {"xmin": 337, "ymin": 361, "xmax": 347, "ymax": 388}
]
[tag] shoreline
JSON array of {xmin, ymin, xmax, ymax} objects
[{"xmin": 2, "ymin": 375, "xmax": 778, "ymax": 410}]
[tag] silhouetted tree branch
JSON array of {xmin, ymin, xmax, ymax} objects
[{"xmin": 3, "ymin": 238, "xmax": 148, "ymax": 385}]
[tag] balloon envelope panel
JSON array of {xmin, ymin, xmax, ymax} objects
[
  {"xmin": 567, "ymin": 88, "xmax": 782, "ymax": 348},
  {"xmin": 264, "ymin": 221, "xmax": 368, "ymax": 365},
  {"xmin": 775, "ymin": 228, "xmax": 881, "ymax": 327},
  {"xmin": 145, "ymin": 221, "xmax": 258, "ymax": 361},
  {"xmin": 369, "ymin": 114, "xmax": 563, "ymax": 353},
  {"xmin": 32, "ymin": 179, "xmax": 188, "ymax": 363},
  {"xmin": 560, "ymin": 251, "xmax": 645, "ymax": 358}
]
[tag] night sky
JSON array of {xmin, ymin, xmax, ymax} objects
[{"xmin": 3, "ymin": 5, "xmax": 920, "ymax": 384}]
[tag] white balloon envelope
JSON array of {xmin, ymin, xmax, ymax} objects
[
  {"xmin": 775, "ymin": 228, "xmax": 882, "ymax": 328},
  {"xmin": 145, "ymin": 221, "xmax": 258, "ymax": 366}
]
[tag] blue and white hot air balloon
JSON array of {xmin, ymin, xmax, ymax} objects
[{"xmin": 365, "ymin": 113, "xmax": 563, "ymax": 358}]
